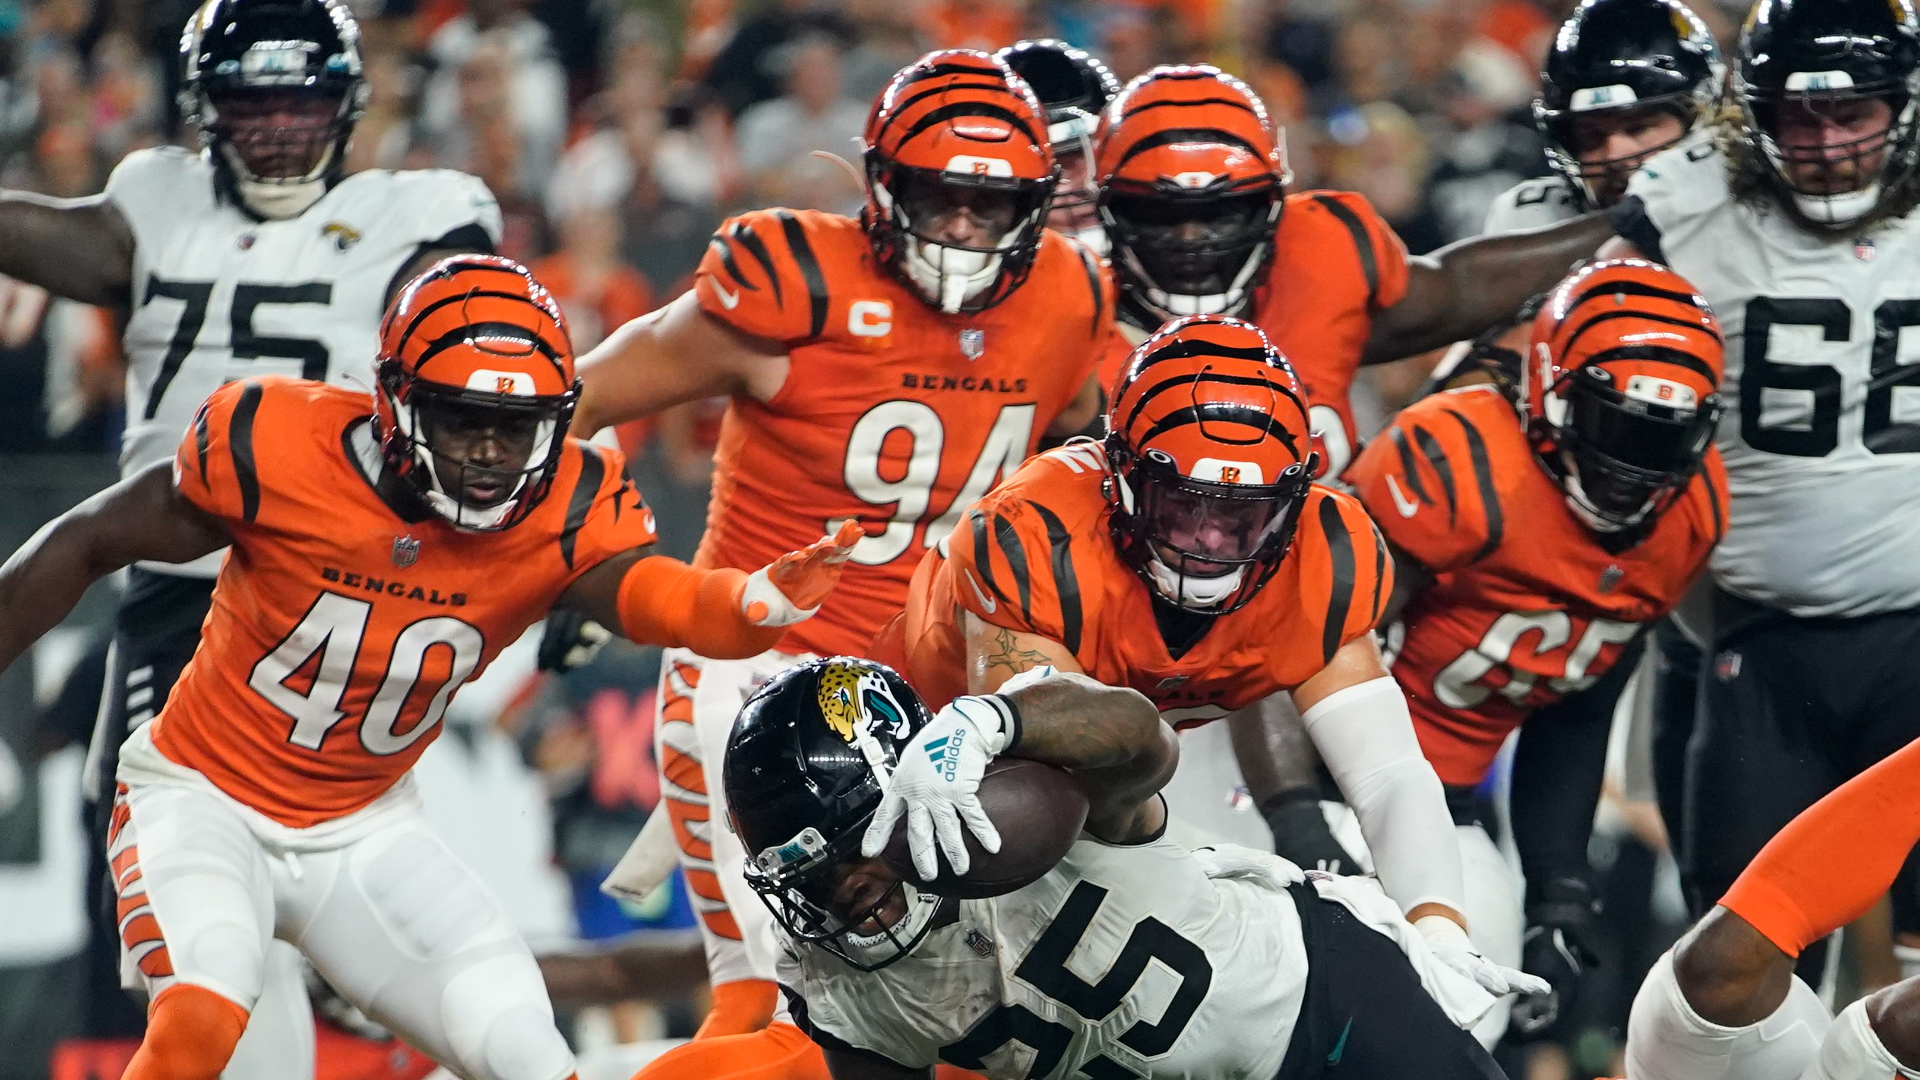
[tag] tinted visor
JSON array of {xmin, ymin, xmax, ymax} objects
[
  {"xmin": 1143, "ymin": 480, "xmax": 1294, "ymax": 572},
  {"xmin": 1560, "ymin": 373, "xmax": 1716, "ymax": 524},
  {"xmin": 1105, "ymin": 190, "xmax": 1275, "ymax": 295}
]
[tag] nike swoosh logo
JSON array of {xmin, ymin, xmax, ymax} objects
[
  {"xmin": 712, "ymin": 280, "xmax": 741, "ymax": 309},
  {"xmin": 1326, "ymin": 1018, "xmax": 1353, "ymax": 1065},
  {"xmin": 1385, "ymin": 474, "xmax": 1420, "ymax": 518},
  {"xmin": 961, "ymin": 569, "xmax": 997, "ymax": 614}
]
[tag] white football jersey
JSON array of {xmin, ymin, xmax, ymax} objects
[
  {"xmin": 106, "ymin": 147, "xmax": 503, "ymax": 576},
  {"xmin": 778, "ymin": 836, "xmax": 1308, "ymax": 1080},
  {"xmin": 1482, "ymin": 174, "xmax": 1583, "ymax": 235},
  {"xmin": 1620, "ymin": 133, "xmax": 1920, "ymax": 617}
]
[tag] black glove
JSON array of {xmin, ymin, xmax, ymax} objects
[
  {"xmin": 537, "ymin": 609, "xmax": 613, "ymax": 673},
  {"xmin": 1510, "ymin": 875, "xmax": 1601, "ymax": 1042},
  {"xmin": 1260, "ymin": 791, "xmax": 1363, "ymax": 875}
]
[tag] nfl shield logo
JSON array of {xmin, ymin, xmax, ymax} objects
[
  {"xmin": 1854, "ymin": 236, "xmax": 1877, "ymax": 262},
  {"xmin": 959, "ymin": 327, "xmax": 985, "ymax": 360},
  {"xmin": 391, "ymin": 535, "xmax": 420, "ymax": 568},
  {"xmin": 1598, "ymin": 564, "xmax": 1624, "ymax": 594}
]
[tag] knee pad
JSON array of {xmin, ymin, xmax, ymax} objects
[
  {"xmin": 1803, "ymin": 998, "xmax": 1920, "ymax": 1080},
  {"xmin": 128, "ymin": 985, "xmax": 249, "ymax": 1080},
  {"xmin": 1626, "ymin": 950, "xmax": 1829, "ymax": 1080}
]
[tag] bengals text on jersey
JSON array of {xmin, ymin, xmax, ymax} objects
[
  {"xmin": 1346, "ymin": 385, "xmax": 1727, "ymax": 787},
  {"xmin": 151, "ymin": 376, "xmax": 655, "ymax": 826},
  {"xmin": 691, "ymin": 207, "xmax": 1111, "ymax": 658},
  {"xmin": 880, "ymin": 439, "xmax": 1391, "ymax": 725},
  {"xmin": 1099, "ymin": 190, "xmax": 1411, "ymax": 480}
]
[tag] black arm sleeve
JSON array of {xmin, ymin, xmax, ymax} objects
[
  {"xmin": 1509, "ymin": 634, "xmax": 1647, "ymax": 908},
  {"xmin": 1606, "ymin": 196, "xmax": 1666, "ymax": 264}
]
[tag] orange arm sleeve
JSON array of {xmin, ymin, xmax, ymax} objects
[
  {"xmin": 1719, "ymin": 736, "xmax": 1920, "ymax": 957},
  {"xmin": 617, "ymin": 556, "xmax": 787, "ymax": 658}
]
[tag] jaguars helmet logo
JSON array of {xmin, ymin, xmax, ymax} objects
[{"xmin": 816, "ymin": 662, "xmax": 913, "ymax": 744}]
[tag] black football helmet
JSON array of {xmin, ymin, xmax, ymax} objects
[
  {"xmin": 997, "ymin": 39, "xmax": 1122, "ymax": 253},
  {"xmin": 724, "ymin": 657, "xmax": 945, "ymax": 972},
  {"xmin": 1734, "ymin": 0, "xmax": 1920, "ymax": 229},
  {"xmin": 1535, "ymin": 0, "xmax": 1721, "ymax": 209},
  {"xmin": 179, "ymin": 0, "xmax": 367, "ymax": 221}
]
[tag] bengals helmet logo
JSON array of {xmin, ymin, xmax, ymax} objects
[
  {"xmin": 495, "ymin": 376, "xmax": 516, "ymax": 394},
  {"xmin": 1219, "ymin": 465, "xmax": 1243, "ymax": 483}
]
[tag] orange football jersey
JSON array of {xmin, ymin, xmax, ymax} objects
[
  {"xmin": 1346, "ymin": 385, "xmax": 1727, "ymax": 787},
  {"xmin": 1097, "ymin": 190, "xmax": 1409, "ymax": 480},
  {"xmin": 157, "ymin": 377, "xmax": 657, "ymax": 827},
  {"xmin": 885, "ymin": 441, "xmax": 1392, "ymax": 725},
  {"xmin": 693, "ymin": 209, "xmax": 1111, "ymax": 658}
]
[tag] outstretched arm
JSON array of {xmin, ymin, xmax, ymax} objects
[
  {"xmin": 0, "ymin": 192, "xmax": 136, "ymax": 308},
  {"xmin": 0, "ymin": 461, "xmax": 229, "ymax": 674},
  {"xmin": 572, "ymin": 293, "xmax": 789, "ymax": 434},
  {"xmin": 1363, "ymin": 213, "xmax": 1614, "ymax": 364}
]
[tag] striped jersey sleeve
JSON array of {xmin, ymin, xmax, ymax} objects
[
  {"xmin": 173, "ymin": 377, "xmax": 274, "ymax": 525},
  {"xmin": 1346, "ymin": 391, "xmax": 1506, "ymax": 575},
  {"xmin": 1302, "ymin": 190, "xmax": 1412, "ymax": 312},
  {"xmin": 695, "ymin": 208, "xmax": 834, "ymax": 343},
  {"xmin": 554, "ymin": 442, "xmax": 658, "ymax": 583},
  {"xmin": 946, "ymin": 494, "xmax": 1091, "ymax": 657},
  {"xmin": 1300, "ymin": 489, "xmax": 1395, "ymax": 665}
]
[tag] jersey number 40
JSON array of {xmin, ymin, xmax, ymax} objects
[
  {"xmin": 838, "ymin": 401, "xmax": 1036, "ymax": 566},
  {"xmin": 250, "ymin": 592, "xmax": 483, "ymax": 756}
]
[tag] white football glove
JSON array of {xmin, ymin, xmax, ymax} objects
[
  {"xmin": 1416, "ymin": 915, "xmax": 1553, "ymax": 998},
  {"xmin": 1191, "ymin": 845, "xmax": 1306, "ymax": 891},
  {"xmin": 860, "ymin": 694, "xmax": 1016, "ymax": 879}
]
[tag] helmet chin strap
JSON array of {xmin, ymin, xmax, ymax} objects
[
  {"xmin": 1789, "ymin": 180, "xmax": 1884, "ymax": 227},
  {"xmin": 1561, "ymin": 464, "xmax": 1647, "ymax": 534},
  {"xmin": 837, "ymin": 882, "xmax": 943, "ymax": 963}
]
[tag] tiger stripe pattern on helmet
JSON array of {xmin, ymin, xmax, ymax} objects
[
  {"xmin": 379, "ymin": 254, "xmax": 574, "ymax": 391},
  {"xmin": 1093, "ymin": 64, "xmax": 1288, "ymax": 195},
  {"xmin": 1109, "ymin": 315, "xmax": 1314, "ymax": 479},
  {"xmin": 862, "ymin": 49, "xmax": 1058, "ymax": 314}
]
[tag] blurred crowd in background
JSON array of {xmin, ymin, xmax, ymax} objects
[{"xmin": 0, "ymin": 1, "xmax": 1790, "ymax": 1079}]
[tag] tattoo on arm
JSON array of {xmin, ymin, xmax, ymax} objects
[{"xmin": 981, "ymin": 627, "xmax": 1057, "ymax": 685}]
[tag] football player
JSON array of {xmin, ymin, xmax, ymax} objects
[
  {"xmin": 1624, "ymin": 735, "xmax": 1920, "ymax": 1080},
  {"xmin": 1092, "ymin": 65, "xmax": 1616, "ymax": 481},
  {"xmin": 1345, "ymin": 259, "xmax": 1728, "ymax": 1041},
  {"xmin": 734, "ymin": 659, "xmax": 1511, "ymax": 1080},
  {"xmin": 995, "ymin": 39, "xmax": 1121, "ymax": 255},
  {"xmin": 0, "ymin": 255, "xmax": 858, "ymax": 1080},
  {"xmin": 1601, "ymin": 0, "xmax": 1920, "ymax": 981},
  {"xmin": 877, "ymin": 314, "xmax": 1543, "ymax": 1003},
  {"xmin": 0, "ymin": 0, "xmax": 500, "ymax": 1064},
  {"xmin": 1490, "ymin": 0, "xmax": 1722, "ymax": 233},
  {"xmin": 576, "ymin": 49, "xmax": 1113, "ymax": 1043}
]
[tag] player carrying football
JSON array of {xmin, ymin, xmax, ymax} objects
[
  {"xmin": 575, "ymin": 49, "xmax": 1113, "ymax": 1043},
  {"xmin": 733, "ymin": 658, "xmax": 1513, "ymax": 1080},
  {"xmin": 1345, "ymin": 259, "xmax": 1728, "ymax": 1040},
  {"xmin": 878, "ymin": 314, "xmax": 1542, "ymax": 1004},
  {"xmin": 0, "ymin": 255, "xmax": 858, "ymax": 1080}
]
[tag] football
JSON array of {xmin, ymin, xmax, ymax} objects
[{"xmin": 880, "ymin": 757, "xmax": 1089, "ymax": 899}]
